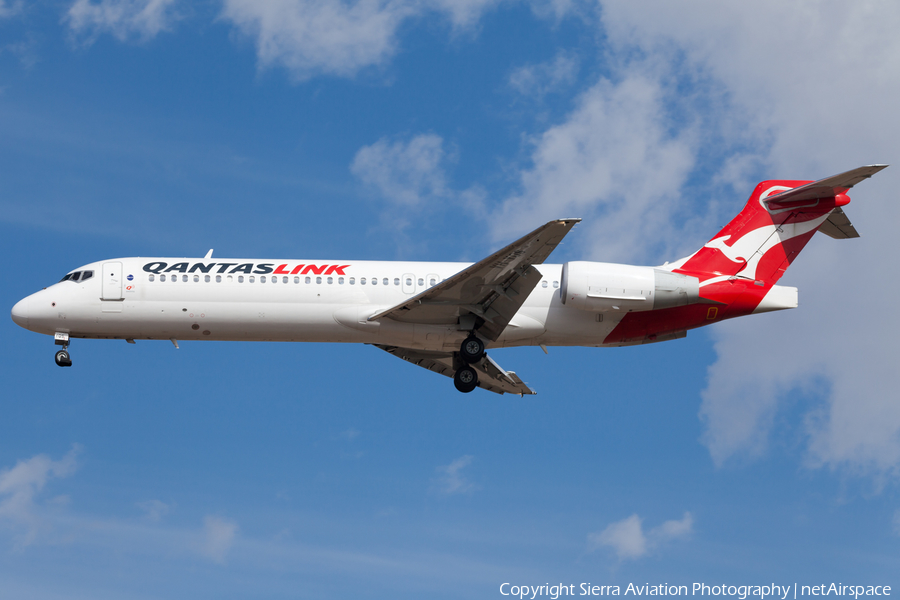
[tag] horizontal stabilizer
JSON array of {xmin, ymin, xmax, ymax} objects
[
  {"xmin": 817, "ymin": 207, "xmax": 860, "ymax": 239},
  {"xmin": 762, "ymin": 164, "xmax": 887, "ymax": 206}
]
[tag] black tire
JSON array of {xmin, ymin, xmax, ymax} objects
[
  {"xmin": 55, "ymin": 350, "xmax": 72, "ymax": 367},
  {"xmin": 454, "ymin": 366, "xmax": 478, "ymax": 393},
  {"xmin": 459, "ymin": 336, "xmax": 485, "ymax": 363}
]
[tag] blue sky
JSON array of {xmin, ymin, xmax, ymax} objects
[{"xmin": 2, "ymin": 1, "xmax": 900, "ymax": 598}]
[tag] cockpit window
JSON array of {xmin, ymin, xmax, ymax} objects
[{"xmin": 59, "ymin": 270, "xmax": 93, "ymax": 283}]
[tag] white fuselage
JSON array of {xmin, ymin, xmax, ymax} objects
[{"xmin": 12, "ymin": 257, "xmax": 628, "ymax": 351}]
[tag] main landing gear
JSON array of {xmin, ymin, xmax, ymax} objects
[
  {"xmin": 54, "ymin": 332, "xmax": 72, "ymax": 367},
  {"xmin": 454, "ymin": 366, "xmax": 478, "ymax": 393},
  {"xmin": 55, "ymin": 349, "xmax": 72, "ymax": 367},
  {"xmin": 453, "ymin": 335, "xmax": 486, "ymax": 393}
]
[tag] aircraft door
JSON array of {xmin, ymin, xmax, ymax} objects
[
  {"xmin": 101, "ymin": 261, "xmax": 124, "ymax": 301},
  {"xmin": 402, "ymin": 273, "xmax": 416, "ymax": 295}
]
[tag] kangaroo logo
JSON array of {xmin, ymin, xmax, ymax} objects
[{"xmin": 703, "ymin": 216, "xmax": 829, "ymax": 280}]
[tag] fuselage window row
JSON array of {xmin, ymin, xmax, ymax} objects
[
  {"xmin": 144, "ymin": 273, "xmax": 445, "ymax": 292},
  {"xmin": 145, "ymin": 273, "xmax": 439, "ymax": 287}
]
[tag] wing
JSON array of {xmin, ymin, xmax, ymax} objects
[
  {"xmin": 373, "ymin": 344, "xmax": 535, "ymax": 395},
  {"xmin": 762, "ymin": 164, "xmax": 888, "ymax": 207},
  {"xmin": 367, "ymin": 218, "xmax": 581, "ymax": 341}
]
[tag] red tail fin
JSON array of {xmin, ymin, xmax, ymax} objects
[
  {"xmin": 674, "ymin": 165, "xmax": 886, "ymax": 285},
  {"xmin": 602, "ymin": 166, "xmax": 885, "ymax": 344}
]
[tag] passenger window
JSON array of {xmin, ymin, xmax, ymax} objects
[
  {"xmin": 316, "ymin": 276, "xmax": 322, "ymax": 284},
  {"xmin": 193, "ymin": 275, "xmax": 200, "ymax": 282},
  {"xmin": 305, "ymin": 276, "xmax": 311, "ymax": 284},
  {"xmin": 371, "ymin": 278, "xmax": 377, "ymax": 286},
  {"xmin": 238, "ymin": 276, "xmax": 244, "ymax": 283},
  {"xmin": 216, "ymin": 275, "xmax": 221, "ymax": 283},
  {"xmin": 553, "ymin": 281, "xmax": 559, "ymax": 288},
  {"xmin": 541, "ymin": 281, "xmax": 548, "ymax": 288},
  {"xmin": 405, "ymin": 278, "xmax": 412, "ymax": 286},
  {"xmin": 338, "ymin": 277, "xmax": 344, "ymax": 284},
  {"xmin": 182, "ymin": 275, "xmax": 188, "ymax": 282},
  {"xmin": 327, "ymin": 277, "xmax": 333, "ymax": 284},
  {"xmin": 149, "ymin": 274, "xmax": 155, "ymax": 282},
  {"xmin": 293, "ymin": 276, "xmax": 299, "ymax": 284},
  {"xmin": 384, "ymin": 278, "xmax": 389, "ymax": 286},
  {"xmin": 282, "ymin": 276, "xmax": 288, "ymax": 283},
  {"xmin": 393, "ymin": 278, "xmax": 399, "ymax": 286},
  {"xmin": 361, "ymin": 277, "xmax": 366, "ymax": 285},
  {"xmin": 417, "ymin": 278, "xmax": 423, "ymax": 286},
  {"xmin": 260, "ymin": 276, "xmax": 266, "ymax": 283},
  {"xmin": 160, "ymin": 274, "xmax": 166, "ymax": 282},
  {"xmin": 227, "ymin": 275, "xmax": 233, "ymax": 283},
  {"xmin": 204, "ymin": 275, "xmax": 210, "ymax": 282},
  {"xmin": 349, "ymin": 277, "xmax": 355, "ymax": 285},
  {"xmin": 249, "ymin": 276, "xmax": 255, "ymax": 283}
]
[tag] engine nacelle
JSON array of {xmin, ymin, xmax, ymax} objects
[{"xmin": 560, "ymin": 261, "xmax": 700, "ymax": 312}]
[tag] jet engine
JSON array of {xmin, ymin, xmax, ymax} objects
[{"xmin": 560, "ymin": 261, "xmax": 700, "ymax": 312}]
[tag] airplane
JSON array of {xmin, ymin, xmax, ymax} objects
[{"xmin": 10, "ymin": 165, "xmax": 886, "ymax": 395}]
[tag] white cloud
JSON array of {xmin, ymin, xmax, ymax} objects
[
  {"xmin": 136, "ymin": 499, "xmax": 172, "ymax": 522},
  {"xmin": 220, "ymin": 0, "xmax": 416, "ymax": 80},
  {"xmin": 432, "ymin": 454, "xmax": 477, "ymax": 495},
  {"xmin": 0, "ymin": 0, "xmax": 23, "ymax": 18},
  {"xmin": 432, "ymin": 0, "xmax": 503, "ymax": 30},
  {"xmin": 338, "ymin": 428, "xmax": 360, "ymax": 441},
  {"xmin": 509, "ymin": 50, "xmax": 579, "ymax": 98},
  {"xmin": 588, "ymin": 512, "xmax": 692, "ymax": 560},
  {"xmin": 219, "ymin": 0, "xmax": 505, "ymax": 80},
  {"xmin": 199, "ymin": 515, "xmax": 238, "ymax": 563},
  {"xmin": 495, "ymin": 71, "xmax": 697, "ymax": 263},
  {"xmin": 351, "ymin": 133, "xmax": 454, "ymax": 216},
  {"xmin": 0, "ymin": 445, "xmax": 80, "ymax": 545},
  {"xmin": 590, "ymin": 1, "xmax": 900, "ymax": 479},
  {"xmin": 66, "ymin": 0, "xmax": 179, "ymax": 43}
]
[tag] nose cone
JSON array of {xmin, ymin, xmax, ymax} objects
[{"xmin": 11, "ymin": 297, "xmax": 29, "ymax": 329}]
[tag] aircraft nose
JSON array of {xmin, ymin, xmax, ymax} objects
[{"xmin": 11, "ymin": 298, "xmax": 29, "ymax": 329}]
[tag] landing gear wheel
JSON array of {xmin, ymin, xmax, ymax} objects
[
  {"xmin": 459, "ymin": 335, "xmax": 485, "ymax": 363},
  {"xmin": 55, "ymin": 350, "xmax": 72, "ymax": 367},
  {"xmin": 454, "ymin": 366, "xmax": 478, "ymax": 393}
]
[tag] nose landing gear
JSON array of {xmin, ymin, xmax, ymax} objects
[{"xmin": 54, "ymin": 332, "xmax": 72, "ymax": 367}]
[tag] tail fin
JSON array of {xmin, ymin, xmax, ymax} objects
[{"xmin": 673, "ymin": 165, "xmax": 887, "ymax": 286}]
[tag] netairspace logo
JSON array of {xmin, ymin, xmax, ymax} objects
[{"xmin": 498, "ymin": 583, "xmax": 892, "ymax": 600}]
